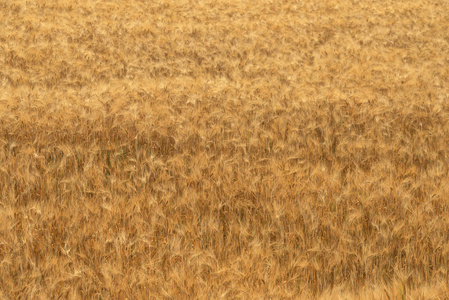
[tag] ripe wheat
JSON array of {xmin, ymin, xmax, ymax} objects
[{"xmin": 1, "ymin": 0, "xmax": 449, "ymax": 298}]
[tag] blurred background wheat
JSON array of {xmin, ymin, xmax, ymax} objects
[{"xmin": 1, "ymin": 0, "xmax": 449, "ymax": 298}]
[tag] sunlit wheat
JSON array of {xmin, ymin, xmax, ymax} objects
[{"xmin": 1, "ymin": 0, "xmax": 449, "ymax": 298}]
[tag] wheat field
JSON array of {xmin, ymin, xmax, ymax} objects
[{"xmin": 1, "ymin": 0, "xmax": 449, "ymax": 298}]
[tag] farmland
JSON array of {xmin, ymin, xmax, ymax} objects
[{"xmin": 1, "ymin": 0, "xmax": 449, "ymax": 298}]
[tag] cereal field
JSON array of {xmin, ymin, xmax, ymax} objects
[{"xmin": 1, "ymin": 0, "xmax": 449, "ymax": 298}]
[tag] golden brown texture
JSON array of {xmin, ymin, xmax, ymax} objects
[{"xmin": 1, "ymin": 0, "xmax": 449, "ymax": 298}]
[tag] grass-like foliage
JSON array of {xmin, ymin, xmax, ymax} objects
[{"xmin": 1, "ymin": 0, "xmax": 449, "ymax": 298}]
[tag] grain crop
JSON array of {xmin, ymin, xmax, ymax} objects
[{"xmin": 1, "ymin": 0, "xmax": 449, "ymax": 298}]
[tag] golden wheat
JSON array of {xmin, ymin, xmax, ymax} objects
[{"xmin": 1, "ymin": 0, "xmax": 449, "ymax": 298}]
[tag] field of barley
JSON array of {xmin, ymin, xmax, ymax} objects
[{"xmin": 1, "ymin": 0, "xmax": 449, "ymax": 298}]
